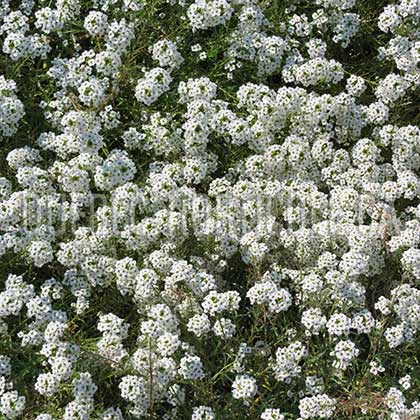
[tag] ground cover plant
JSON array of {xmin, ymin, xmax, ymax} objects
[{"xmin": 0, "ymin": 0, "xmax": 420, "ymax": 418}]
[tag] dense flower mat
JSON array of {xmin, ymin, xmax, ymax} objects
[{"xmin": 0, "ymin": 0, "xmax": 420, "ymax": 418}]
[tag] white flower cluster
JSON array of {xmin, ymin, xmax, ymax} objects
[
  {"xmin": 378, "ymin": 0, "xmax": 420, "ymax": 74},
  {"xmin": 0, "ymin": 76, "xmax": 25, "ymax": 138},
  {"xmin": 231, "ymin": 374, "xmax": 258, "ymax": 400},
  {"xmin": 135, "ymin": 68, "xmax": 173, "ymax": 106},
  {"xmin": 0, "ymin": 356, "xmax": 25, "ymax": 419},
  {"xmin": 0, "ymin": 0, "xmax": 419, "ymax": 419},
  {"xmin": 187, "ymin": 0, "xmax": 233, "ymax": 31},
  {"xmin": 151, "ymin": 39, "xmax": 184, "ymax": 70},
  {"xmin": 298, "ymin": 394, "xmax": 336, "ymax": 419}
]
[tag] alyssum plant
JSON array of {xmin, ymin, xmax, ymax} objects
[{"xmin": 0, "ymin": 0, "xmax": 419, "ymax": 419}]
